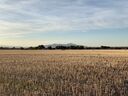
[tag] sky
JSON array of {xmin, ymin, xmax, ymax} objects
[{"xmin": 0, "ymin": 0, "xmax": 128, "ymax": 47}]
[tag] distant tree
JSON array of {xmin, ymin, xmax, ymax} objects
[
  {"xmin": 20, "ymin": 47, "xmax": 24, "ymax": 50},
  {"xmin": 55, "ymin": 45, "xmax": 85, "ymax": 50},
  {"xmin": 101, "ymin": 46, "xmax": 110, "ymax": 49},
  {"xmin": 0, "ymin": 47, "xmax": 4, "ymax": 49},
  {"xmin": 78, "ymin": 46, "xmax": 85, "ymax": 49},
  {"xmin": 56, "ymin": 46, "xmax": 67, "ymax": 49},
  {"xmin": 47, "ymin": 46, "xmax": 52, "ymax": 49},
  {"xmin": 37, "ymin": 45, "xmax": 45, "ymax": 49}
]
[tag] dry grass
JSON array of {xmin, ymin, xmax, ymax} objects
[{"xmin": 0, "ymin": 50, "xmax": 128, "ymax": 96}]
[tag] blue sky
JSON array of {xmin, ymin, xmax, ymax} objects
[{"xmin": 0, "ymin": 0, "xmax": 128, "ymax": 46}]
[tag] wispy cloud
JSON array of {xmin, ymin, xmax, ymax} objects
[{"xmin": 0, "ymin": 0, "xmax": 128, "ymax": 37}]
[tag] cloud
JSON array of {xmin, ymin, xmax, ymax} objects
[{"xmin": 0, "ymin": 0, "xmax": 128, "ymax": 37}]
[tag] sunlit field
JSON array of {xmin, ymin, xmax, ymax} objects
[{"xmin": 0, "ymin": 50, "xmax": 128, "ymax": 96}]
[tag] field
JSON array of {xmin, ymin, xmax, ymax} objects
[{"xmin": 0, "ymin": 50, "xmax": 128, "ymax": 96}]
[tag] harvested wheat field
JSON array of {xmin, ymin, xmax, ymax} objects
[{"xmin": 0, "ymin": 50, "xmax": 128, "ymax": 96}]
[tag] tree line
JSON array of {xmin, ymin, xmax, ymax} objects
[{"xmin": 0, "ymin": 45, "xmax": 128, "ymax": 50}]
